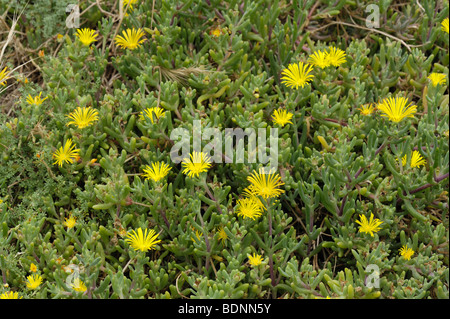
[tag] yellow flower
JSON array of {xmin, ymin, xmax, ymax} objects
[
  {"xmin": 272, "ymin": 109, "xmax": 293, "ymax": 127},
  {"xmin": 191, "ymin": 227, "xmax": 203, "ymax": 243},
  {"xmin": 0, "ymin": 66, "xmax": 11, "ymax": 86},
  {"xmin": 326, "ymin": 47, "xmax": 347, "ymax": 67},
  {"xmin": 139, "ymin": 107, "xmax": 166, "ymax": 124},
  {"xmin": 399, "ymin": 245, "xmax": 414, "ymax": 260},
  {"xmin": 125, "ymin": 227, "xmax": 161, "ymax": 252},
  {"xmin": 358, "ymin": 103, "xmax": 375, "ymax": 116},
  {"xmin": 26, "ymin": 274, "xmax": 43, "ymax": 290},
  {"xmin": 181, "ymin": 151, "xmax": 212, "ymax": 178},
  {"xmin": 142, "ymin": 161, "xmax": 171, "ymax": 182},
  {"xmin": 63, "ymin": 214, "xmax": 77, "ymax": 229},
  {"xmin": 281, "ymin": 62, "xmax": 314, "ymax": 89},
  {"xmin": 441, "ymin": 17, "xmax": 449, "ymax": 34},
  {"xmin": 355, "ymin": 213, "xmax": 383, "ymax": 237},
  {"xmin": 308, "ymin": 50, "xmax": 330, "ymax": 69},
  {"xmin": 245, "ymin": 168, "xmax": 285, "ymax": 199},
  {"xmin": 427, "ymin": 73, "xmax": 447, "ymax": 87},
  {"xmin": 115, "ymin": 28, "xmax": 146, "ymax": 50},
  {"xmin": 52, "ymin": 139, "xmax": 81, "ymax": 167},
  {"xmin": 236, "ymin": 196, "xmax": 263, "ymax": 220},
  {"xmin": 75, "ymin": 28, "xmax": 98, "ymax": 46},
  {"xmin": 71, "ymin": 278, "xmax": 87, "ymax": 292},
  {"xmin": 217, "ymin": 226, "xmax": 228, "ymax": 244},
  {"xmin": 210, "ymin": 27, "xmax": 222, "ymax": 37},
  {"xmin": 30, "ymin": 263, "xmax": 38, "ymax": 273},
  {"xmin": 26, "ymin": 92, "xmax": 48, "ymax": 106},
  {"xmin": 400, "ymin": 150, "xmax": 427, "ymax": 168},
  {"xmin": 377, "ymin": 96, "xmax": 416, "ymax": 123},
  {"xmin": 66, "ymin": 106, "xmax": 99, "ymax": 129},
  {"xmin": 123, "ymin": 0, "xmax": 138, "ymax": 11},
  {"xmin": 248, "ymin": 253, "xmax": 263, "ymax": 267},
  {"xmin": 0, "ymin": 291, "xmax": 22, "ymax": 299}
]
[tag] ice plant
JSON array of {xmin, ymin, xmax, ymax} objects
[
  {"xmin": 399, "ymin": 245, "xmax": 415, "ymax": 260},
  {"xmin": 71, "ymin": 278, "xmax": 87, "ymax": 292},
  {"xmin": 181, "ymin": 151, "xmax": 212, "ymax": 178},
  {"xmin": 355, "ymin": 213, "xmax": 383, "ymax": 237},
  {"xmin": 272, "ymin": 109, "xmax": 293, "ymax": 127},
  {"xmin": 75, "ymin": 28, "xmax": 98, "ymax": 46},
  {"xmin": 427, "ymin": 73, "xmax": 447, "ymax": 87},
  {"xmin": 52, "ymin": 139, "xmax": 80, "ymax": 167},
  {"xmin": 0, "ymin": 291, "xmax": 21, "ymax": 299},
  {"xmin": 358, "ymin": 103, "xmax": 375, "ymax": 116},
  {"xmin": 245, "ymin": 168, "xmax": 285, "ymax": 199},
  {"xmin": 26, "ymin": 274, "xmax": 43, "ymax": 290},
  {"xmin": 377, "ymin": 96, "xmax": 417, "ymax": 123},
  {"xmin": 308, "ymin": 50, "xmax": 330, "ymax": 69},
  {"xmin": 142, "ymin": 161, "xmax": 171, "ymax": 182},
  {"xmin": 326, "ymin": 47, "xmax": 347, "ymax": 67},
  {"xmin": 26, "ymin": 92, "xmax": 48, "ymax": 106},
  {"xmin": 210, "ymin": 27, "xmax": 222, "ymax": 37},
  {"xmin": 125, "ymin": 227, "xmax": 161, "ymax": 252},
  {"xmin": 400, "ymin": 150, "xmax": 427, "ymax": 168},
  {"xmin": 248, "ymin": 253, "xmax": 263, "ymax": 267},
  {"xmin": 441, "ymin": 17, "xmax": 449, "ymax": 34},
  {"xmin": 140, "ymin": 107, "xmax": 166, "ymax": 124},
  {"xmin": 63, "ymin": 214, "xmax": 77, "ymax": 229},
  {"xmin": 281, "ymin": 62, "xmax": 314, "ymax": 89},
  {"xmin": 66, "ymin": 106, "xmax": 99, "ymax": 129},
  {"xmin": 236, "ymin": 196, "xmax": 263, "ymax": 220},
  {"xmin": 0, "ymin": 66, "xmax": 10, "ymax": 86},
  {"xmin": 115, "ymin": 28, "xmax": 146, "ymax": 50}
]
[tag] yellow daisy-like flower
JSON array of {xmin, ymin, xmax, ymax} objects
[
  {"xmin": 26, "ymin": 92, "xmax": 48, "ymax": 106},
  {"xmin": 142, "ymin": 161, "xmax": 171, "ymax": 182},
  {"xmin": 0, "ymin": 66, "xmax": 11, "ymax": 86},
  {"xmin": 217, "ymin": 226, "xmax": 228, "ymax": 244},
  {"xmin": 400, "ymin": 150, "xmax": 427, "ymax": 168},
  {"xmin": 358, "ymin": 103, "xmax": 375, "ymax": 116},
  {"xmin": 52, "ymin": 139, "xmax": 81, "ymax": 167},
  {"xmin": 355, "ymin": 213, "xmax": 383, "ymax": 237},
  {"xmin": 125, "ymin": 227, "xmax": 161, "ymax": 252},
  {"xmin": 326, "ymin": 47, "xmax": 347, "ymax": 67},
  {"xmin": 307, "ymin": 50, "xmax": 330, "ymax": 69},
  {"xmin": 26, "ymin": 274, "xmax": 43, "ymax": 290},
  {"xmin": 236, "ymin": 196, "xmax": 263, "ymax": 220},
  {"xmin": 280, "ymin": 62, "xmax": 314, "ymax": 89},
  {"xmin": 66, "ymin": 106, "xmax": 99, "ymax": 129},
  {"xmin": 63, "ymin": 214, "xmax": 77, "ymax": 229},
  {"xmin": 272, "ymin": 109, "xmax": 293, "ymax": 127},
  {"xmin": 441, "ymin": 17, "xmax": 449, "ymax": 34},
  {"xmin": 377, "ymin": 96, "xmax": 417, "ymax": 123},
  {"xmin": 210, "ymin": 27, "xmax": 222, "ymax": 37},
  {"xmin": 0, "ymin": 291, "xmax": 22, "ymax": 299},
  {"xmin": 115, "ymin": 28, "xmax": 146, "ymax": 50},
  {"xmin": 30, "ymin": 263, "xmax": 38, "ymax": 273},
  {"xmin": 123, "ymin": 0, "xmax": 138, "ymax": 11},
  {"xmin": 71, "ymin": 278, "xmax": 87, "ymax": 292},
  {"xmin": 75, "ymin": 28, "xmax": 98, "ymax": 46},
  {"xmin": 191, "ymin": 227, "xmax": 203, "ymax": 243},
  {"xmin": 248, "ymin": 253, "xmax": 263, "ymax": 267},
  {"xmin": 139, "ymin": 107, "xmax": 166, "ymax": 124},
  {"xmin": 427, "ymin": 73, "xmax": 447, "ymax": 87},
  {"xmin": 399, "ymin": 245, "xmax": 414, "ymax": 260},
  {"xmin": 181, "ymin": 151, "xmax": 212, "ymax": 178},
  {"xmin": 246, "ymin": 168, "xmax": 285, "ymax": 199}
]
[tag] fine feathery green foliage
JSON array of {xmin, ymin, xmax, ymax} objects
[{"xmin": 0, "ymin": 0, "xmax": 449, "ymax": 299}]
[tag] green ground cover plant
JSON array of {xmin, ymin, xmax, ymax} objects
[{"xmin": 0, "ymin": 0, "xmax": 448, "ymax": 299}]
